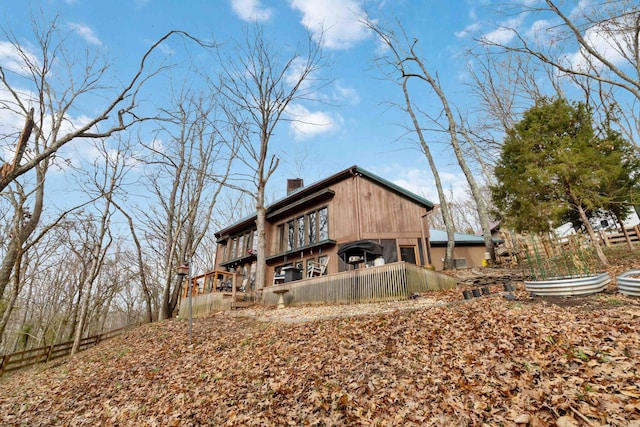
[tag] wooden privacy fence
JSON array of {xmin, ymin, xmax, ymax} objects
[
  {"xmin": 263, "ymin": 261, "xmax": 457, "ymax": 307},
  {"xmin": 0, "ymin": 325, "xmax": 131, "ymax": 377}
]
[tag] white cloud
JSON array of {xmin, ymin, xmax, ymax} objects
[
  {"xmin": 480, "ymin": 17, "xmax": 524, "ymax": 45},
  {"xmin": 0, "ymin": 85, "xmax": 37, "ymax": 162},
  {"xmin": 67, "ymin": 22, "xmax": 102, "ymax": 46},
  {"xmin": 455, "ymin": 22, "xmax": 482, "ymax": 39},
  {"xmin": 481, "ymin": 26, "xmax": 516, "ymax": 45},
  {"xmin": 284, "ymin": 57, "xmax": 311, "ymax": 87},
  {"xmin": 0, "ymin": 41, "xmax": 39, "ymax": 76},
  {"xmin": 332, "ymin": 82, "xmax": 360, "ymax": 105},
  {"xmin": 383, "ymin": 166, "xmax": 469, "ymax": 204},
  {"xmin": 286, "ymin": 103, "xmax": 341, "ymax": 140},
  {"xmin": 231, "ymin": 0, "xmax": 273, "ymax": 22},
  {"xmin": 288, "ymin": 0, "xmax": 372, "ymax": 50},
  {"xmin": 524, "ymin": 19, "xmax": 553, "ymax": 43},
  {"xmin": 561, "ymin": 20, "xmax": 630, "ymax": 72}
]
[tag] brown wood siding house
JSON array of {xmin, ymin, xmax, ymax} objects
[{"xmin": 213, "ymin": 165, "xmax": 435, "ymax": 291}]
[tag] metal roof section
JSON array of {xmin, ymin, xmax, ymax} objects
[
  {"xmin": 215, "ymin": 165, "xmax": 434, "ymax": 237},
  {"xmin": 429, "ymin": 229, "xmax": 491, "ymax": 245}
]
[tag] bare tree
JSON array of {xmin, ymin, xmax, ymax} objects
[
  {"xmin": 111, "ymin": 201, "xmax": 155, "ymax": 323},
  {"xmin": 69, "ymin": 139, "xmax": 130, "ymax": 354},
  {"xmin": 482, "ymin": 0, "xmax": 640, "ymax": 147},
  {"xmin": 0, "ymin": 16, "xmax": 212, "ymax": 329},
  {"xmin": 365, "ymin": 19, "xmax": 496, "ymax": 266},
  {"xmin": 214, "ymin": 26, "xmax": 324, "ymax": 289},
  {"xmin": 138, "ymin": 85, "xmax": 236, "ymax": 321}
]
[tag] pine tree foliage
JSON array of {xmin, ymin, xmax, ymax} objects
[{"xmin": 492, "ymin": 97, "xmax": 640, "ymax": 235}]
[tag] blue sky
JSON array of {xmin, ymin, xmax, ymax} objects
[{"xmin": 1, "ymin": 0, "xmax": 613, "ymax": 211}]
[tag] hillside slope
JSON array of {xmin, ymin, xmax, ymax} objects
[{"xmin": 1, "ymin": 286, "xmax": 639, "ymax": 426}]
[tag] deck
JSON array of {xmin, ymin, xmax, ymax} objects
[{"xmin": 179, "ymin": 262, "xmax": 457, "ymax": 317}]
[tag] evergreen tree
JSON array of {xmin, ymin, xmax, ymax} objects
[{"xmin": 492, "ymin": 97, "xmax": 640, "ymax": 265}]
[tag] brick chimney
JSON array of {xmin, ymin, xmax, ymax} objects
[{"xmin": 287, "ymin": 178, "xmax": 304, "ymax": 194}]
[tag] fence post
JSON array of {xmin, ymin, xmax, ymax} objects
[
  {"xmin": 0, "ymin": 354, "xmax": 9, "ymax": 377},
  {"xmin": 46, "ymin": 345, "xmax": 54, "ymax": 362}
]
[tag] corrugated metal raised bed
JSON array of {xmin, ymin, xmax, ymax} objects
[
  {"xmin": 524, "ymin": 272, "xmax": 610, "ymax": 296},
  {"xmin": 616, "ymin": 270, "xmax": 640, "ymax": 297}
]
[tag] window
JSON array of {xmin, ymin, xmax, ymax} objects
[
  {"xmin": 252, "ymin": 230, "xmax": 258, "ymax": 253},
  {"xmin": 224, "ymin": 228, "xmax": 257, "ymax": 261},
  {"xmin": 319, "ymin": 207, "xmax": 329, "ymax": 241},
  {"xmin": 276, "ymin": 206, "xmax": 329, "ymax": 253},
  {"xmin": 237, "ymin": 234, "xmax": 244, "ymax": 258},
  {"xmin": 308, "ymin": 211, "xmax": 317, "ymax": 244},
  {"xmin": 400, "ymin": 246, "xmax": 417, "ymax": 264},
  {"xmin": 229, "ymin": 237, "xmax": 237, "ymax": 261},
  {"xmin": 277, "ymin": 224, "xmax": 285, "ymax": 252},
  {"xmin": 287, "ymin": 220, "xmax": 295, "ymax": 251},
  {"xmin": 297, "ymin": 216, "xmax": 305, "ymax": 248}
]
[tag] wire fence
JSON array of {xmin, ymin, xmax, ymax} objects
[{"xmin": 520, "ymin": 234, "xmax": 606, "ymax": 281}]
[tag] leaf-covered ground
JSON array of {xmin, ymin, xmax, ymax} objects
[{"xmin": 1, "ymin": 267, "xmax": 640, "ymax": 426}]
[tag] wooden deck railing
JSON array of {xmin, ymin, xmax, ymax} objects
[
  {"xmin": 263, "ymin": 262, "xmax": 457, "ymax": 307},
  {"xmin": 0, "ymin": 325, "xmax": 133, "ymax": 378}
]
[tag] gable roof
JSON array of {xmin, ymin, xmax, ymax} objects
[{"xmin": 215, "ymin": 165, "xmax": 433, "ymax": 238}]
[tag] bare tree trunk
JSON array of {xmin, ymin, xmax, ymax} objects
[
  {"xmin": 112, "ymin": 202, "xmax": 154, "ymax": 322},
  {"xmin": 401, "ymin": 79, "xmax": 456, "ymax": 269},
  {"xmin": 615, "ymin": 213, "xmax": 634, "ymax": 250},
  {"xmin": 147, "ymin": 89, "xmax": 236, "ymax": 320},
  {"xmin": 408, "ymin": 41, "xmax": 496, "ymax": 262},
  {"xmin": 0, "ymin": 254, "xmax": 22, "ymax": 346},
  {"xmin": 576, "ymin": 205, "xmax": 608, "ymax": 266},
  {"xmin": 215, "ymin": 26, "xmax": 323, "ymax": 286}
]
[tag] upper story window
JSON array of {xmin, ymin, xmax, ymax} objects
[
  {"xmin": 224, "ymin": 228, "xmax": 257, "ymax": 261},
  {"xmin": 297, "ymin": 216, "xmax": 305, "ymax": 248},
  {"xmin": 308, "ymin": 211, "xmax": 317, "ymax": 244},
  {"xmin": 287, "ymin": 219, "xmax": 295, "ymax": 251},
  {"xmin": 318, "ymin": 207, "xmax": 328, "ymax": 241},
  {"xmin": 277, "ymin": 206, "xmax": 329, "ymax": 253}
]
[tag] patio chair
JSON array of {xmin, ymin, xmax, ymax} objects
[
  {"xmin": 307, "ymin": 256, "xmax": 330, "ymax": 278},
  {"xmin": 273, "ymin": 272, "xmax": 285, "ymax": 286}
]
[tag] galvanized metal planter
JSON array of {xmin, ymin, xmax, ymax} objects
[
  {"xmin": 524, "ymin": 272, "xmax": 610, "ymax": 296},
  {"xmin": 616, "ymin": 270, "xmax": 640, "ymax": 297}
]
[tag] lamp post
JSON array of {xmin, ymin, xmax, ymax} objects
[{"xmin": 177, "ymin": 263, "xmax": 192, "ymax": 345}]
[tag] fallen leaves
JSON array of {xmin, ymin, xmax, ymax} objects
[{"xmin": 0, "ymin": 283, "xmax": 639, "ymax": 425}]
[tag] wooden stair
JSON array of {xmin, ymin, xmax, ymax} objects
[{"xmin": 231, "ymin": 301, "xmax": 256, "ymax": 309}]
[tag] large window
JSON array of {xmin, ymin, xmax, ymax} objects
[
  {"xmin": 308, "ymin": 211, "xmax": 317, "ymax": 244},
  {"xmin": 400, "ymin": 246, "xmax": 417, "ymax": 264},
  {"xmin": 318, "ymin": 207, "xmax": 328, "ymax": 241},
  {"xmin": 277, "ymin": 206, "xmax": 329, "ymax": 253},
  {"xmin": 297, "ymin": 216, "xmax": 305, "ymax": 248},
  {"xmin": 287, "ymin": 220, "xmax": 295, "ymax": 251},
  {"xmin": 224, "ymin": 228, "xmax": 257, "ymax": 261}
]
